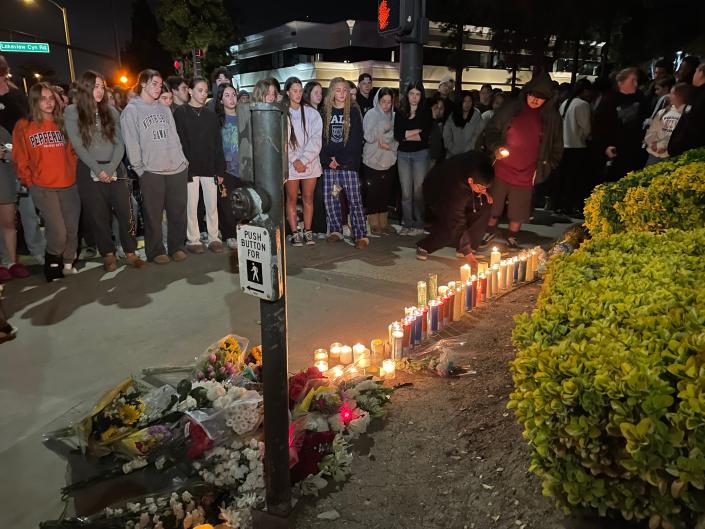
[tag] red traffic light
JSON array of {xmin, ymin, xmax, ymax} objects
[
  {"xmin": 378, "ymin": 0, "xmax": 392, "ymax": 31},
  {"xmin": 173, "ymin": 60, "xmax": 182, "ymax": 70}
]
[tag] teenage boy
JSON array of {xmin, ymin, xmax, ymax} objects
[
  {"xmin": 356, "ymin": 73, "xmax": 375, "ymax": 116},
  {"xmin": 121, "ymin": 69, "xmax": 189, "ymax": 264}
]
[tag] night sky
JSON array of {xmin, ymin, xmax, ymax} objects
[{"xmin": 0, "ymin": 0, "xmax": 378, "ymax": 85}]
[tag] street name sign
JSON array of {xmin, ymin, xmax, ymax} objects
[
  {"xmin": 0, "ymin": 42, "xmax": 50, "ymax": 54},
  {"xmin": 236, "ymin": 224, "xmax": 282, "ymax": 301}
]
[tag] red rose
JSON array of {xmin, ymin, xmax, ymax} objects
[{"xmin": 186, "ymin": 420, "xmax": 213, "ymax": 460}]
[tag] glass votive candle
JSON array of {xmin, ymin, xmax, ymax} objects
[
  {"xmin": 340, "ymin": 345, "xmax": 353, "ymax": 364},
  {"xmin": 329, "ymin": 343, "xmax": 342, "ymax": 362},
  {"xmin": 314, "ymin": 360, "xmax": 328, "ymax": 373},
  {"xmin": 313, "ymin": 349, "xmax": 328, "ymax": 362},
  {"xmin": 382, "ymin": 359, "xmax": 395, "ymax": 380}
]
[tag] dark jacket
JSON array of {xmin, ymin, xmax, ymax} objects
[
  {"xmin": 479, "ymin": 74, "xmax": 563, "ymax": 184},
  {"xmin": 422, "ymin": 151, "xmax": 494, "ymax": 252},
  {"xmin": 591, "ymin": 90, "xmax": 647, "ymax": 179},
  {"xmin": 173, "ymin": 104, "xmax": 225, "ymax": 178},
  {"xmin": 320, "ymin": 106, "xmax": 364, "ymax": 171},
  {"xmin": 356, "ymin": 90, "xmax": 375, "ymax": 117},
  {"xmin": 668, "ymin": 84, "xmax": 705, "ymax": 156},
  {"xmin": 394, "ymin": 106, "xmax": 434, "ymax": 152},
  {"xmin": 428, "ymin": 118, "xmax": 446, "ymax": 163}
]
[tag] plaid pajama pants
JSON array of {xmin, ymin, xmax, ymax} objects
[{"xmin": 323, "ymin": 168, "xmax": 367, "ymax": 240}]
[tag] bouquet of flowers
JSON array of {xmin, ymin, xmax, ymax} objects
[{"xmin": 195, "ymin": 335, "xmax": 249, "ymax": 382}]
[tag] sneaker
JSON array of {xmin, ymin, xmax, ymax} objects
[
  {"xmin": 290, "ymin": 232, "xmax": 304, "ymax": 247},
  {"xmin": 0, "ymin": 323, "xmax": 18, "ymax": 344},
  {"xmin": 355, "ymin": 237, "xmax": 369, "ymax": 249},
  {"xmin": 82, "ymin": 246, "xmax": 98, "ymax": 259},
  {"xmin": 381, "ymin": 225, "xmax": 397, "ymax": 235},
  {"xmin": 63, "ymin": 264, "xmax": 78, "ymax": 275},
  {"xmin": 327, "ymin": 232, "xmax": 343, "ymax": 243},
  {"xmin": 126, "ymin": 254, "xmax": 147, "ymax": 268},
  {"xmin": 103, "ymin": 254, "xmax": 118, "ymax": 272},
  {"xmin": 479, "ymin": 232, "xmax": 495, "ymax": 248},
  {"xmin": 172, "ymin": 250, "xmax": 188, "ymax": 262},
  {"xmin": 317, "ymin": 232, "xmax": 327, "ymax": 240},
  {"xmin": 226, "ymin": 238, "xmax": 238, "ymax": 250},
  {"xmin": 208, "ymin": 241, "xmax": 224, "ymax": 253},
  {"xmin": 8, "ymin": 263, "xmax": 29, "ymax": 279},
  {"xmin": 342, "ymin": 225, "xmax": 351, "ymax": 237},
  {"xmin": 409, "ymin": 228, "xmax": 425, "ymax": 236},
  {"xmin": 187, "ymin": 243, "xmax": 206, "ymax": 254},
  {"xmin": 416, "ymin": 247, "xmax": 429, "ymax": 261},
  {"xmin": 398, "ymin": 227, "xmax": 411, "ymax": 236},
  {"xmin": 153, "ymin": 254, "xmax": 171, "ymax": 265},
  {"xmin": 506, "ymin": 236, "xmax": 520, "ymax": 249},
  {"xmin": 0, "ymin": 267, "xmax": 11, "ymax": 282},
  {"xmin": 303, "ymin": 230, "xmax": 316, "ymax": 245}
]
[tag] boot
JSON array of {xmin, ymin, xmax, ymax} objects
[
  {"xmin": 367, "ymin": 213, "xmax": 382, "ymax": 236},
  {"xmin": 378, "ymin": 212, "xmax": 396, "ymax": 235},
  {"xmin": 44, "ymin": 253, "xmax": 64, "ymax": 282}
]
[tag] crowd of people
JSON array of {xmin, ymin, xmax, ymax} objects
[{"xmin": 1, "ymin": 52, "xmax": 704, "ymax": 285}]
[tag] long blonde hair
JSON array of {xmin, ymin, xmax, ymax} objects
[{"xmin": 322, "ymin": 77, "xmax": 351, "ymax": 145}]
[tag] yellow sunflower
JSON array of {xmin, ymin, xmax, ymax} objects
[
  {"xmin": 100, "ymin": 425, "xmax": 121, "ymax": 442},
  {"xmin": 118, "ymin": 402, "xmax": 143, "ymax": 425}
]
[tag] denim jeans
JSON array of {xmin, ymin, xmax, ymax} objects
[{"xmin": 397, "ymin": 149, "xmax": 429, "ymax": 228}]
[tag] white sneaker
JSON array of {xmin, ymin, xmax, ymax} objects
[
  {"xmin": 342, "ymin": 225, "xmax": 352, "ymax": 237},
  {"xmin": 409, "ymin": 228, "xmax": 425, "ymax": 236},
  {"xmin": 63, "ymin": 264, "xmax": 78, "ymax": 274},
  {"xmin": 226, "ymin": 238, "xmax": 238, "ymax": 250},
  {"xmin": 399, "ymin": 227, "xmax": 411, "ymax": 236}
]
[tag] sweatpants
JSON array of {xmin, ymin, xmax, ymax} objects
[
  {"xmin": 76, "ymin": 160, "xmax": 136, "ymax": 256},
  {"xmin": 29, "ymin": 184, "xmax": 81, "ymax": 261},
  {"xmin": 187, "ymin": 176, "xmax": 219, "ymax": 245},
  {"xmin": 323, "ymin": 168, "xmax": 367, "ymax": 240},
  {"xmin": 139, "ymin": 170, "xmax": 188, "ymax": 259}
]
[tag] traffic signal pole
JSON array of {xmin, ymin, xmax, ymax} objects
[{"xmin": 399, "ymin": 39, "xmax": 423, "ymax": 92}]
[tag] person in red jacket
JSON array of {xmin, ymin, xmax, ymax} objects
[{"xmin": 13, "ymin": 82, "xmax": 79, "ymax": 281}]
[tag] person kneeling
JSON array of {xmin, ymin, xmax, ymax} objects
[{"xmin": 416, "ymin": 151, "xmax": 494, "ymax": 270}]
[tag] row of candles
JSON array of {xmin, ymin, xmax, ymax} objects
[{"xmin": 311, "ymin": 246, "xmax": 542, "ymax": 380}]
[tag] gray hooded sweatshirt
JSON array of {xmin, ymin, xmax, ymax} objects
[
  {"xmin": 120, "ymin": 96, "xmax": 188, "ymax": 176},
  {"xmin": 362, "ymin": 91, "xmax": 398, "ymax": 171}
]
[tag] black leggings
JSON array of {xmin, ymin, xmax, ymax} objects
[{"xmin": 360, "ymin": 164, "xmax": 395, "ymax": 214}]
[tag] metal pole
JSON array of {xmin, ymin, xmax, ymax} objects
[
  {"xmin": 110, "ymin": 0, "xmax": 122, "ymax": 68},
  {"xmin": 399, "ymin": 41, "xmax": 423, "ymax": 93},
  {"xmin": 45, "ymin": 0, "xmax": 74, "ymax": 82},
  {"xmin": 250, "ymin": 102, "xmax": 291, "ymax": 519}
]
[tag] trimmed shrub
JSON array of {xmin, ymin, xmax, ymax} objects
[
  {"xmin": 616, "ymin": 162, "xmax": 705, "ymax": 233},
  {"xmin": 509, "ymin": 229, "xmax": 705, "ymax": 529},
  {"xmin": 584, "ymin": 148, "xmax": 705, "ymax": 238}
]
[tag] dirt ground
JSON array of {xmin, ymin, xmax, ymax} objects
[{"xmin": 293, "ymin": 283, "xmax": 570, "ymax": 529}]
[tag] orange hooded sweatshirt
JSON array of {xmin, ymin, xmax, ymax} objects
[{"xmin": 12, "ymin": 118, "xmax": 77, "ymax": 188}]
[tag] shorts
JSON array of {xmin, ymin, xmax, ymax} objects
[{"xmin": 490, "ymin": 177, "xmax": 532, "ymax": 223}]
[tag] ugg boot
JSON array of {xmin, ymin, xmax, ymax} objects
[
  {"xmin": 367, "ymin": 213, "xmax": 382, "ymax": 236},
  {"xmin": 378, "ymin": 212, "xmax": 396, "ymax": 235},
  {"xmin": 44, "ymin": 253, "xmax": 64, "ymax": 282}
]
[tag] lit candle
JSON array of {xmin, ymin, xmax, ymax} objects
[
  {"xmin": 438, "ymin": 297, "xmax": 446, "ymax": 329},
  {"xmin": 340, "ymin": 345, "xmax": 353, "ymax": 364},
  {"xmin": 371, "ymin": 339, "xmax": 385, "ymax": 357},
  {"xmin": 454, "ymin": 286, "xmax": 463, "ymax": 320},
  {"xmin": 448, "ymin": 281, "xmax": 456, "ymax": 291},
  {"xmin": 404, "ymin": 306, "xmax": 416, "ymax": 316},
  {"xmin": 478, "ymin": 262, "xmax": 488, "ymax": 276},
  {"xmin": 486, "ymin": 269, "xmax": 493, "ymax": 299},
  {"xmin": 428, "ymin": 299, "xmax": 440, "ymax": 333},
  {"xmin": 402, "ymin": 319, "xmax": 412, "ymax": 355},
  {"xmin": 352, "ymin": 343, "xmax": 366, "ymax": 362},
  {"xmin": 492, "ymin": 264, "xmax": 500, "ymax": 296},
  {"xmin": 409, "ymin": 314, "xmax": 420, "ymax": 346},
  {"xmin": 331, "ymin": 365, "xmax": 344, "ymax": 378},
  {"xmin": 490, "ymin": 246, "xmax": 501, "ymax": 267},
  {"xmin": 314, "ymin": 360, "xmax": 328, "ymax": 373},
  {"xmin": 480, "ymin": 273, "xmax": 487, "ymax": 302},
  {"xmin": 512, "ymin": 256, "xmax": 519, "ymax": 284},
  {"xmin": 415, "ymin": 309, "xmax": 425, "ymax": 341},
  {"xmin": 428, "ymin": 273, "xmax": 438, "ymax": 299},
  {"xmin": 518, "ymin": 255, "xmax": 527, "ymax": 283},
  {"xmin": 313, "ymin": 349, "xmax": 328, "ymax": 362},
  {"xmin": 438, "ymin": 285, "xmax": 449, "ymax": 298},
  {"xmin": 471, "ymin": 275, "xmax": 478, "ymax": 308},
  {"xmin": 382, "ymin": 359, "xmax": 396, "ymax": 380},
  {"xmin": 417, "ymin": 280, "xmax": 427, "ymax": 307},
  {"xmin": 460, "ymin": 264, "xmax": 472, "ymax": 282},
  {"xmin": 391, "ymin": 326, "xmax": 404, "ymax": 359},
  {"xmin": 498, "ymin": 147, "xmax": 510, "ymax": 158},
  {"xmin": 444, "ymin": 293, "xmax": 452, "ymax": 325},
  {"xmin": 329, "ymin": 343, "xmax": 342, "ymax": 362},
  {"xmin": 525, "ymin": 252, "xmax": 533, "ymax": 281},
  {"xmin": 465, "ymin": 279, "xmax": 473, "ymax": 311},
  {"xmin": 531, "ymin": 249, "xmax": 539, "ymax": 279},
  {"xmin": 499, "ymin": 261, "xmax": 507, "ymax": 290}
]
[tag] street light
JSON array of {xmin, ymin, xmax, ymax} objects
[
  {"xmin": 23, "ymin": 0, "xmax": 75, "ymax": 82},
  {"xmin": 119, "ymin": 75, "xmax": 129, "ymax": 85},
  {"xmin": 33, "ymin": 72, "xmax": 41, "ymax": 79}
]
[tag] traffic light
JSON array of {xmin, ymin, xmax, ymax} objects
[
  {"xmin": 377, "ymin": 0, "xmax": 427, "ymax": 40},
  {"xmin": 173, "ymin": 59, "xmax": 183, "ymax": 75}
]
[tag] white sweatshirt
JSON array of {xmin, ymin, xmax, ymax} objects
[
  {"xmin": 644, "ymin": 105, "xmax": 683, "ymax": 158},
  {"xmin": 287, "ymin": 104, "xmax": 323, "ymax": 180}
]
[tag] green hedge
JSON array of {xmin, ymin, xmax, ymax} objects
[
  {"xmin": 584, "ymin": 148, "xmax": 705, "ymax": 238},
  {"xmin": 509, "ymin": 229, "xmax": 705, "ymax": 529}
]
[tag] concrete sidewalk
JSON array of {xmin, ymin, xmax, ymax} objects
[{"xmin": 0, "ymin": 212, "xmax": 577, "ymax": 527}]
